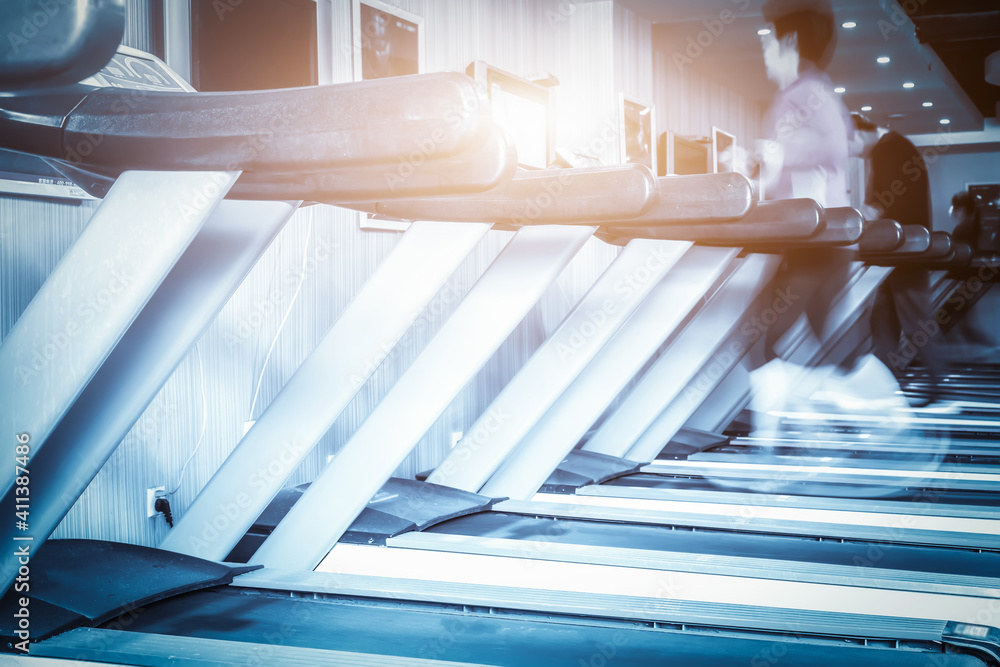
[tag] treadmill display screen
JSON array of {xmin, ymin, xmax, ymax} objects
[
  {"xmin": 621, "ymin": 97, "xmax": 653, "ymax": 170},
  {"xmin": 357, "ymin": 2, "xmax": 420, "ymax": 80},
  {"xmin": 467, "ymin": 61, "xmax": 552, "ymax": 170},
  {"xmin": 490, "ymin": 84, "xmax": 548, "ymax": 170}
]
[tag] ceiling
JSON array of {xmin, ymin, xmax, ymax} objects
[{"xmin": 618, "ymin": 0, "xmax": 1000, "ymax": 137}]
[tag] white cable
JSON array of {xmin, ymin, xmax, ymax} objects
[
  {"xmin": 168, "ymin": 343, "xmax": 206, "ymax": 496},
  {"xmin": 248, "ymin": 213, "xmax": 314, "ymax": 422}
]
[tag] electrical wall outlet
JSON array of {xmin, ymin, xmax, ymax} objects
[{"xmin": 146, "ymin": 486, "xmax": 166, "ymax": 518}]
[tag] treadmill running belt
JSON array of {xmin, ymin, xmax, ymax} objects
[
  {"xmin": 426, "ymin": 512, "xmax": 1000, "ymax": 578},
  {"xmin": 110, "ymin": 586, "xmax": 988, "ymax": 667}
]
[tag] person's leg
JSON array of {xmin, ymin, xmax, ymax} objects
[
  {"xmin": 801, "ymin": 248, "xmax": 855, "ymax": 366},
  {"xmin": 763, "ymin": 253, "xmax": 812, "ymax": 362},
  {"xmin": 891, "ymin": 268, "xmax": 947, "ymax": 401},
  {"xmin": 871, "ymin": 278, "xmax": 902, "ymax": 372}
]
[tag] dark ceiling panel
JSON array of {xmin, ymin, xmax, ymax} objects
[{"xmin": 911, "ymin": 7, "xmax": 1000, "ymax": 120}]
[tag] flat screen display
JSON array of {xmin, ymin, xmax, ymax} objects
[
  {"xmin": 191, "ymin": 0, "xmax": 317, "ymax": 91},
  {"xmin": 490, "ymin": 84, "xmax": 548, "ymax": 169},
  {"xmin": 672, "ymin": 135, "xmax": 709, "ymax": 175},
  {"xmin": 467, "ymin": 61, "xmax": 553, "ymax": 170},
  {"xmin": 356, "ymin": 1, "xmax": 421, "ymax": 80},
  {"xmin": 712, "ymin": 127, "xmax": 735, "ymax": 174},
  {"xmin": 621, "ymin": 97, "xmax": 654, "ymax": 170}
]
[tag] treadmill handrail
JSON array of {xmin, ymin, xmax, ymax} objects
[
  {"xmin": 598, "ymin": 198, "xmax": 823, "ymax": 246},
  {"xmin": 863, "ymin": 224, "xmax": 931, "ymax": 257},
  {"xmin": 859, "ymin": 219, "xmax": 905, "ymax": 254},
  {"xmin": 0, "ymin": 72, "xmax": 494, "ymax": 174},
  {"xmin": 341, "ymin": 164, "xmax": 660, "ymax": 224}
]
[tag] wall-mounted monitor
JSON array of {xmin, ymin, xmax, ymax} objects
[
  {"xmin": 671, "ymin": 133, "xmax": 710, "ymax": 176},
  {"xmin": 191, "ymin": 0, "xmax": 318, "ymax": 91},
  {"xmin": 353, "ymin": 0, "xmax": 423, "ymax": 81},
  {"xmin": 467, "ymin": 61, "xmax": 554, "ymax": 170},
  {"xmin": 712, "ymin": 126, "xmax": 735, "ymax": 174},
  {"xmin": 619, "ymin": 95, "xmax": 655, "ymax": 171}
]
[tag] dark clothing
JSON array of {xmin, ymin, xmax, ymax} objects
[
  {"xmin": 868, "ymin": 131, "xmax": 931, "ymax": 229},
  {"xmin": 872, "ymin": 269, "xmax": 948, "ymax": 384},
  {"xmin": 765, "ymin": 246, "xmax": 857, "ymax": 362},
  {"xmin": 866, "ymin": 131, "xmax": 944, "ymax": 395},
  {"xmin": 952, "ymin": 215, "xmax": 979, "ymax": 246}
]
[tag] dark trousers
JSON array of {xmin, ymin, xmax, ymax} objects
[
  {"xmin": 871, "ymin": 268, "xmax": 946, "ymax": 384},
  {"xmin": 764, "ymin": 247, "xmax": 856, "ymax": 365}
]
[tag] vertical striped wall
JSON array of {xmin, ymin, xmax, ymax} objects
[
  {"xmin": 122, "ymin": 0, "xmax": 157, "ymax": 54},
  {"xmin": 654, "ymin": 46, "xmax": 763, "ymax": 151},
  {"xmin": 2, "ymin": 0, "xmax": 758, "ymax": 548}
]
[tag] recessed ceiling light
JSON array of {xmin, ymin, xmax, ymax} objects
[
  {"xmin": 877, "ymin": 56, "xmax": 890, "ymax": 64},
  {"xmin": 922, "ymin": 101, "xmax": 933, "ymax": 107},
  {"xmin": 757, "ymin": 28, "xmax": 771, "ymax": 35},
  {"xmin": 842, "ymin": 21, "xmax": 857, "ymax": 28},
  {"xmin": 861, "ymin": 106, "xmax": 872, "ymax": 111},
  {"xmin": 940, "ymin": 118, "xmax": 951, "ymax": 125},
  {"xmin": 888, "ymin": 113, "xmax": 906, "ymax": 119},
  {"xmin": 903, "ymin": 82, "xmax": 915, "ymax": 89},
  {"xmin": 834, "ymin": 86, "xmax": 846, "ymax": 93}
]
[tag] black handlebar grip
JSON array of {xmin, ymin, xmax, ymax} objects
[{"xmin": 859, "ymin": 220, "xmax": 904, "ymax": 254}]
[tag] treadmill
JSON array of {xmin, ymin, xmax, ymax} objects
[{"xmin": 3, "ymin": 18, "xmax": 998, "ymax": 666}]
